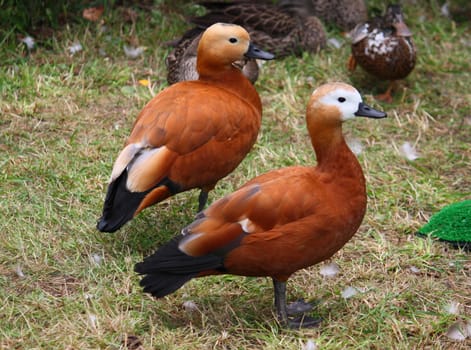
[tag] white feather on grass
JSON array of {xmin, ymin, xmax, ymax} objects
[
  {"xmin": 440, "ymin": 3, "xmax": 450, "ymax": 17},
  {"xmin": 444, "ymin": 301, "xmax": 460, "ymax": 315},
  {"xmin": 399, "ymin": 142, "xmax": 420, "ymax": 161},
  {"xmin": 182, "ymin": 300, "xmax": 199, "ymax": 313},
  {"xmin": 69, "ymin": 42, "xmax": 83, "ymax": 55},
  {"xmin": 88, "ymin": 314, "xmax": 98, "ymax": 329},
  {"xmin": 341, "ymin": 286, "xmax": 358, "ymax": 299},
  {"xmin": 90, "ymin": 253, "xmax": 102, "ymax": 265},
  {"xmin": 319, "ymin": 262, "xmax": 340, "ymax": 277},
  {"xmin": 327, "ymin": 37, "xmax": 343, "ymax": 49},
  {"xmin": 446, "ymin": 321, "xmax": 470, "ymax": 341},
  {"xmin": 21, "ymin": 36, "xmax": 35, "ymax": 50},
  {"xmin": 15, "ymin": 264, "xmax": 25, "ymax": 278},
  {"xmin": 302, "ymin": 339, "xmax": 317, "ymax": 350},
  {"xmin": 124, "ymin": 45, "xmax": 145, "ymax": 59},
  {"xmin": 346, "ymin": 137, "xmax": 363, "ymax": 155}
]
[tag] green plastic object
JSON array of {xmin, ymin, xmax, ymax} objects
[{"xmin": 418, "ymin": 200, "xmax": 471, "ymax": 250}]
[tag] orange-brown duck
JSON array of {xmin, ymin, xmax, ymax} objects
[
  {"xmin": 97, "ymin": 23, "xmax": 274, "ymax": 233},
  {"xmin": 165, "ymin": 1, "xmax": 325, "ymax": 84},
  {"xmin": 348, "ymin": 4, "xmax": 416, "ymax": 103},
  {"xmin": 135, "ymin": 82, "xmax": 386, "ymax": 328},
  {"xmin": 166, "ymin": 27, "xmax": 260, "ymax": 84}
]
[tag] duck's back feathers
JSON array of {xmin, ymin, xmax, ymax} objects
[
  {"xmin": 190, "ymin": 1, "xmax": 326, "ymax": 57},
  {"xmin": 278, "ymin": 0, "xmax": 367, "ymax": 31},
  {"xmin": 103, "ymin": 81, "xmax": 262, "ymax": 212}
]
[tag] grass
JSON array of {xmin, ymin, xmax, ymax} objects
[{"xmin": 1, "ymin": 0, "xmax": 470, "ymax": 349}]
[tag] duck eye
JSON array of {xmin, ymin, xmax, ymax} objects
[
  {"xmin": 229, "ymin": 37, "xmax": 238, "ymax": 44},
  {"xmin": 338, "ymin": 97, "xmax": 346, "ymax": 103}
]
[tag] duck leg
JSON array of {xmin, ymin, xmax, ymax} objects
[
  {"xmin": 272, "ymin": 279, "xmax": 321, "ymax": 329},
  {"xmin": 347, "ymin": 55, "xmax": 357, "ymax": 72},
  {"xmin": 375, "ymin": 81, "xmax": 396, "ymax": 103},
  {"xmin": 198, "ymin": 189, "xmax": 209, "ymax": 212}
]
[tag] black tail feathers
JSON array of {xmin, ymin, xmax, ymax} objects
[
  {"xmin": 97, "ymin": 170, "xmax": 149, "ymax": 233},
  {"xmin": 135, "ymin": 235, "xmax": 224, "ymax": 298}
]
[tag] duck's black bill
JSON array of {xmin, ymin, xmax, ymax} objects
[
  {"xmin": 245, "ymin": 43, "xmax": 275, "ymax": 60},
  {"xmin": 354, "ymin": 102, "xmax": 387, "ymax": 118}
]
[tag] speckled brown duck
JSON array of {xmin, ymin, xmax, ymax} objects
[
  {"xmin": 166, "ymin": 27, "xmax": 260, "ymax": 85},
  {"xmin": 189, "ymin": 1, "xmax": 326, "ymax": 58},
  {"xmin": 278, "ymin": 0, "xmax": 367, "ymax": 31},
  {"xmin": 347, "ymin": 4, "xmax": 416, "ymax": 103}
]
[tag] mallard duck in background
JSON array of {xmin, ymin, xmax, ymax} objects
[
  {"xmin": 278, "ymin": 0, "xmax": 367, "ymax": 31},
  {"xmin": 188, "ymin": 1, "xmax": 327, "ymax": 58},
  {"xmin": 165, "ymin": 1, "xmax": 326, "ymax": 84},
  {"xmin": 166, "ymin": 27, "xmax": 260, "ymax": 85},
  {"xmin": 348, "ymin": 4, "xmax": 416, "ymax": 103}
]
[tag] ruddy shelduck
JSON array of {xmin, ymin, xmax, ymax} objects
[
  {"xmin": 97, "ymin": 23, "xmax": 274, "ymax": 233},
  {"xmin": 166, "ymin": 28, "xmax": 260, "ymax": 85},
  {"xmin": 134, "ymin": 82, "xmax": 387, "ymax": 328}
]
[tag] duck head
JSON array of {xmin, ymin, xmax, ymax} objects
[
  {"xmin": 308, "ymin": 82, "xmax": 386, "ymax": 126},
  {"xmin": 196, "ymin": 23, "xmax": 274, "ymax": 74},
  {"xmin": 386, "ymin": 4, "xmax": 412, "ymax": 37},
  {"xmin": 306, "ymin": 82, "xmax": 386, "ymax": 163}
]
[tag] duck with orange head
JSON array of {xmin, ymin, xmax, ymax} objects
[
  {"xmin": 135, "ymin": 82, "xmax": 386, "ymax": 328},
  {"xmin": 97, "ymin": 23, "xmax": 274, "ymax": 233}
]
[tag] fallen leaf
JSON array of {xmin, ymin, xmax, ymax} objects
[
  {"xmin": 138, "ymin": 79, "xmax": 150, "ymax": 87},
  {"xmin": 122, "ymin": 334, "xmax": 143, "ymax": 350},
  {"xmin": 83, "ymin": 6, "xmax": 104, "ymax": 22}
]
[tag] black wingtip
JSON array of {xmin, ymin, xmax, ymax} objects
[
  {"xmin": 96, "ymin": 170, "xmax": 148, "ymax": 233},
  {"xmin": 96, "ymin": 216, "xmax": 126, "ymax": 233},
  {"xmin": 135, "ymin": 234, "xmax": 224, "ymax": 298}
]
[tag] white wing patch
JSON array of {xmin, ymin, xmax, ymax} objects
[
  {"xmin": 110, "ymin": 142, "xmax": 144, "ymax": 182},
  {"xmin": 365, "ymin": 29, "xmax": 398, "ymax": 57},
  {"xmin": 238, "ymin": 218, "xmax": 254, "ymax": 233}
]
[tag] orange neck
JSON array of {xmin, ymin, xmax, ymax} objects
[
  {"xmin": 198, "ymin": 64, "xmax": 262, "ymax": 113},
  {"xmin": 309, "ymin": 117, "xmax": 365, "ymax": 185}
]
